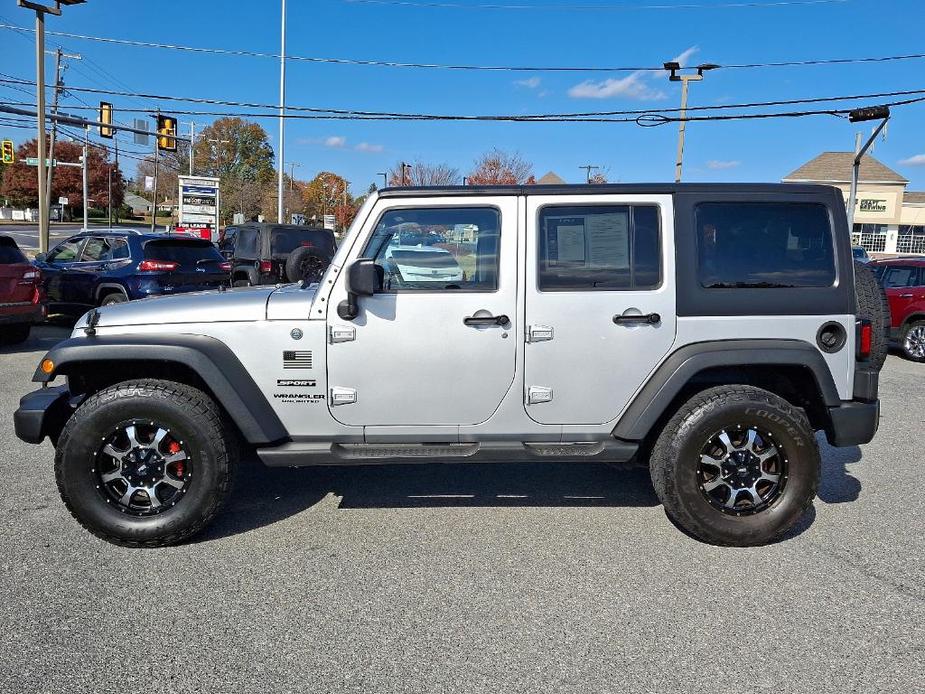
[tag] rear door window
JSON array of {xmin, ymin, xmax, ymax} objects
[
  {"xmin": 270, "ymin": 228, "xmax": 331, "ymax": 256},
  {"xmin": 235, "ymin": 228, "xmax": 258, "ymax": 258},
  {"xmin": 537, "ymin": 205, "xmax": 661, "ymax": 291},
  {"xmin": 881, "ymin": 266, "xmax": 920, "ymax": 289},
  {"xmin": 696, "ymin": 202, "xmax": 836, "ymax": 288}
]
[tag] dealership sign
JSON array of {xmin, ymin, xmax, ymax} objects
[{"xmin": 177, "ymin": 176, "xmax": 220, "ymax": 241}]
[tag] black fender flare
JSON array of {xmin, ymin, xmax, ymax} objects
[
  {"xmin": 33, "ymin": 334, "xmax": 287, "ymax": 445},
  {"xmin": 613, "ymin": 339, "xmax": 841, "ymax": 441}
]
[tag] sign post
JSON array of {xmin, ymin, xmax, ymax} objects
[{"xmin": 177, "ymin": 175, "xmax": 221, "ymax": 242}]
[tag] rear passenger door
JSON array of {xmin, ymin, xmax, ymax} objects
[
  {"xmin": 881, "ymin": 265, "xmax": 924, "ymax": 328},
  {"xmin": 524, "ymin": 194, "xmax": 676, "ymax": 425}
]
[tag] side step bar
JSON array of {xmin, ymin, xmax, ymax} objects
[{"xmin": 257, "ymin": 439, "xmax": 638, "ymax": 467}]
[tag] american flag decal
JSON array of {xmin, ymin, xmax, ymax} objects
[{"xmin": 283, "ymin": 350, "xmax": 312, "ymax": 369}]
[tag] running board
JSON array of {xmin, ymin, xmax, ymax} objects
[{"xmin": 257, "ymin": 440, "xmax": 638, "ymax": 467}]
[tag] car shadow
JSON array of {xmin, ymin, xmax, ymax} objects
[
  {"xmin": 816, "ymin": 438, "xmax": 863, "ymax": 504},
  {"xmin": 195, "ymin": 459, "xmax": 659, "ymax": 543},
  {"xmin": 0, "ymin": 323, "xmax": 72, "ymax": 355}
]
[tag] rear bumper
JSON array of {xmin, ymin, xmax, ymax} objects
[
  {"xmin": 0, "ymin": 302, "xmax": 44, "ymax": 325},
  {"xmin": 13, "ymin": 385, "xmax": 71, "ymax": 444},
  {"xmin": 825, "ymin": 400, "xmax": 880, "ymax": 447}
]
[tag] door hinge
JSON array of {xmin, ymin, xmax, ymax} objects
[
  {"xmin": 527, "ymin": 386, "xmax": 554, "ymax": 405},
  {"xmin": 330, "ymin": 387, "xmax": 357, "ymax": 406},
  {"xmin": 329, "ymin": 325, "xmax": 356, "ymax": 344},
  {"xmin": 526, "ymin": 324, "xmax": 554, "ymax": 343}
]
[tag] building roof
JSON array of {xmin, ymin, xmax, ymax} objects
[
  {"xmin": 124, "ymin": 193, "xmax": 151, "ymax": 210},
  {"xmin": 904, "ymin": 191, "xmax": 925, "ymax": 205},
  {"xmin": 536, "ymin": 171, "xmax": 566, "ymax": 185},
  {"xmin": 783, "ymin": 152, "xmax": 908, "ymax": 184}
]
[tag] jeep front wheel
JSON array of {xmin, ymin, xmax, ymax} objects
[
  {"xmin": 649, "ymin": 385, "xmax": 819, "ymax": 546},
  {"xmin": 54, "ymin": 379, "xmax": 236, "ymax": 547}
]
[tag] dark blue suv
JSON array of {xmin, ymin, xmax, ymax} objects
[{"xmin": 34, "ymin": 229, "xmax": 230, "ymax": 315}]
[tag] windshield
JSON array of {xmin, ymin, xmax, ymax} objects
[
  {"xmin": 145, "ymin": 240, "xmax": 224, "ymax": 265},
  {"xmin": 0, "ymin": 239, "xmax": 27, "ymax": 264},
  {"xmin": 389, "ymin": 249, "xmax": 460, "ymax": 269}
]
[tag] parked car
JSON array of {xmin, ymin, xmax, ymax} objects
[
  {"xmin": 852, "ymin": 246, "xmax": 871, "ymax": 263},
  {"xmin": 219, "ymin": 223, "xmax": 336, "ymax": 286},
  {"xmin": 0, "ymin": 235, "xmax": 44, "ymax": 345},
  {"xmin": 33, "ymin": 229, "xmax": 231, "ymax": 316},
  {"xmin": 870, "ymin": 257, "xmax": 925, "ymax": 361},
  {"xmin": 16, "ymin": 183, "xmax": 885, "ymax": 548}
]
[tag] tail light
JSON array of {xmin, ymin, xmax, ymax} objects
[
  {"xmin": 137, "ymin": 260, "xmax": 179, "ymax": 272},
  {"xmin": 857, "ymin": 319, "xmax": 872, "ymax": 360},
  {"xmin": 300, "ymin": 241, "xmax": 314, "ymax": 248},
  {"xmin": 219, "ymin": 261, "xmax": 232, "ymax": 272},
  {"xmin": 259, "ymin": 260, "xmax": 273, "ymax": 273}
]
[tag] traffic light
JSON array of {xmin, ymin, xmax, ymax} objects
[
  {"xmin": 99, "ymin": 102, "xmax": 114, "ymax": 139},
  {"xmin": 157, "ymin": 114, "xmax": 177, "ymax": 152},
  {"xmin": 1, "ymin": 140, "xmax": 13, "ymax": 165}
]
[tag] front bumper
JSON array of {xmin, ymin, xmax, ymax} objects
[{"xmin": 13, "ymin": 385, "xmax": 71, "ymax": 444}]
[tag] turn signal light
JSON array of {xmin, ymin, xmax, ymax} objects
[
  {"xmin": 137, "ymin": 260, "xmax": 179, "ymax": 272},
  {"xmin": 259, "ymin": 260, "xmax": 273, "ymax": 273},
  {"xmin": 40, "ymin": 359, "xmax": 54, "ymax": 375},
  {"xmin": 858, "ymin": 320, "xmax": 873, "ymax": 360}
]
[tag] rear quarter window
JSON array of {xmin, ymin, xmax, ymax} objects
[
  {"xmin": 269, "ymin": 228, "xmax": 333, "ymax": 256},
  {"xmin": 696, "ymin": 202, "xmax": 836, "ymax": 289}
]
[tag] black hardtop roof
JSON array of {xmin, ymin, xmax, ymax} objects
[
  {"xmin": 230, "ymin": 222, "xmax": 329, "ymax": 232},
  {"xmin": 377, "ymin": 182, "xmax": 839, "ymax": 198}
]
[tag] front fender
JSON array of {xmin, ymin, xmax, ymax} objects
[{"xmin": 34, "ymin": 334, "xmax": 288, "ymax": 445}]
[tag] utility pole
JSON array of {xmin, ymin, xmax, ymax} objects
[
  {"xmin": 18, "ymin": 0, "xmax": 86, "ymax": 254},
  {"xmin": 81, "ymin": 125, "xmax": 88, "ymax": 228},
  {"xmin": 400, "ymin": 162, "xmax": 411, "ymax": 186},
  {"xmin": 277, "ymin": 0, "xmax": 287, "ymax": 223},
  {"xmin": 45, "ymin": 47, "xmax": 80, "ymax": 217},
  {"xmin": 285, "ymin": 161, "xmax": 300, "ymax": 222},
  {"xmin": 664, "ymin": 61, "xmax": 718, "ymax": 183},
  {"xmin": 150, "ymin": 112, "xmax": 159, "ymax": 233},
  {"xmin": 188, "ymin": 121, "xmax": 195, "ymax": 175},
  {"xmin": 580, "ymin": 164, "xmax": 600, "ymax": 183}
]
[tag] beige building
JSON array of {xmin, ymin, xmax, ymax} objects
[{"xmin": 783, "ymin": 152, "xmax": 925, "ymax": 255}]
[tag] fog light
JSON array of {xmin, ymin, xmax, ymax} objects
[{"xmin": 40, "ymin": 359, "xmax": 54, "ymax": 375}]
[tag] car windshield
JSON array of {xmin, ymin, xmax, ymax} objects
[
  {"xmin": 389, "ymin": 249, "xmax": 460, "ymax": 269},
  {"xmin": 853, "ymin": 248, "xmax": 868, "ymax": 258},
  {"xmin": 270, "ymin": 228, "xmax": 326, "ymax": 255},
  {"xmin": 0, "ymin": 239, "xmax": 27, "ymax": 264},
  {"xmin": 145, "ymin": 240, "xmax": 223, "ymax": 265}
]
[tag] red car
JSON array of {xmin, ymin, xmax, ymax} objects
[
  {"xmin": 870, "ymin": 257, "xmax": 925, "ymax": 361},
  {"xmin": 0, "ymin": 235, "xmax": 45, "ymax": 345}
]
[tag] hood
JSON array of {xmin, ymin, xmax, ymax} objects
[{"xmin": 75, "ymin": 285, "xmax": 279, "ymax": 330}]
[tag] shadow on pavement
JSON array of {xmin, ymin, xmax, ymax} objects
[
  {"xmin": 197, "ymin": 459, "xmax": 659, "ymax": 543},
  {"xmin": 0, "ymin": 323, "xmax": 72, "ymax": 356},
  {"xmin": 816, "ymin": 440, "xmax": 863, "ymax": 504}
]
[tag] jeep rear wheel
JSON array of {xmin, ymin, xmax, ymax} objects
[
  {"xmin": 650, "ymin": 385, "xmax": 819, "ymax": 547},
  {"xmin": 54, "ymin": 379, "xmax": 236, "ymax": 547}
]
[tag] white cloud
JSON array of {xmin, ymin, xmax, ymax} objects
[
  {"xmin": 568, "ymin": 46, "xmax": 699, "ymax": 101},
  {"xmin": 707, "ymin": 160, "xmax": 741, "ymax": 170},
  {"xmin": 324, "ymin": 136, "xmax": 346, "ymax": 148},
  {"xmin": 355, "ymin": 142, "xmax": 384, "ymax": 153},
  {"xmin": 899, "ymin": 154, "xmax": 925, "ymax": 167},
  {"xmin": 514, "ymin": 76, "xmax": 542, "ymax": 89}
]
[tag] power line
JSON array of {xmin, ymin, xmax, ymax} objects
[
  {"xmin": 2, "ymin": 21, "xmax": 923, "ymax": 73},
  {"xmin": 3, "ymin": 78, "xmax": 925, "ymax": 121},
  {"xmin": 345, "ymin": 0, "xmax": 850, "ymax": 10}
]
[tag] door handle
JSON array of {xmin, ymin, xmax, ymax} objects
[
  {"xmin": 613, "ymin": 312, "xmax": 661, "ymax": 325},
  {"xmin": 900, "ymin": 293, "xmax": 914, "ymax": 299},
  {"xmin": 464, "ymin": 314, "xmax": 509, "ymax": 327}
]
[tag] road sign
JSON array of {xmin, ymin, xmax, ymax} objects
[
  {"xmin": 26, "ymin": 157, "xmax": 57, "ymax": 167},
  {"xmin": 323, "ymin": 214, "xmax": 336, "ymax": 231},
  {"xmin": 144, "ymin": 176, "xmax": 154, "ymax": 192},
  {"xmin": 134, "ymin": 119, "xmax": 149, "ymax": 145},
  {"xmin": 291, "ymin": 213, "xmax": 306, "ymax": 225},
  {"xmin": 58, "ymin": 197, "xmax": 69, "ymax": 205},
  {"xmin": 1, "ymin": 140, "xmax": 13, "ymax": 164}
]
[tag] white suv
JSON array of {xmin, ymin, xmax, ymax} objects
[{"xmin": 15, "ymin": 183, "xmax": 884, "ymax": 548}]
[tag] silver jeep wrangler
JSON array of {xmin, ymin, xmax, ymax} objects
[{"xmin": 15, "ymin": 184, "xmax": 884, "ymax": 547}]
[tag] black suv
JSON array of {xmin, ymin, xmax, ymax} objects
[{"xmin": 219, "ymin": 223, "xmax": 336, "ymax": 286}]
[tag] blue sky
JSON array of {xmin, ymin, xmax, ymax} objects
[{"xmin": 2, "ymin": 0, "xmax": 924, "ymax": 194}]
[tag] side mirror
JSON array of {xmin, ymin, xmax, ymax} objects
[
  {"xmin": 338, "ymin": 258, "xmax": 383, "ymax": 320},
  {"xmin": 34, "ymin": 252, "xmax": 47, "ymax": 263}
]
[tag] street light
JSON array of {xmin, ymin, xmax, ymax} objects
[
  {"xmin": 846, "ymin": 106, "xmax": 890, "ymax": 231},
  {"xmin": 277, "ymin": 0, "xmax": 287, "ymax": 224},
  {"xmin": 665, "ymin": 61, "xmax": 718, "ymax": 183},
  {"xmin": 580, "ymin": 164, "xmax": 600, "ymax": 183},
  {"xmin": 18, "ymin": 0, "xmax": 86, "ymax": 253},
  {"xmin": 377, "ymin": 171, "xmax": 387, "ymax": 189}
]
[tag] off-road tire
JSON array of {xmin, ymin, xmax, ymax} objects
[
  {"xmin": 285, "ymin": 246, "xmax": 327, "ymax": 284},
  {"xmin": 899, "ymin": 319, "xmax": 925, "ymax": 362},
  {"xmin": 854, "ymin": 260, "xmax": 889, "ymax": 370},
  {"xmin": 650, "ymin": 385, "xmax": 820, "ymax": 547},
  {"xmin": 1, "ymin": 324, "xmax": 31, "ymax": 345},
  {"xmin": 99, "ymin": 292, "xmax": 128, "ymax": 306},
  {"xmin": 233, "ymin": 278, "xmax": 252, "ymax": 287},
  {"xmin": 55, "ymin": 379, "xmax": 237, "ymax": 547}
]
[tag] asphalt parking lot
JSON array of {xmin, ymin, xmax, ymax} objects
[{"xmin": 1, "ymin": 325, "xmax": 922, "ymax": 693}]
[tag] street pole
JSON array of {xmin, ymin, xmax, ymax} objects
[
  {"xmin": 150, "ymin": 125, "xmax": 159, "ymax": 233},
  {"xmin": 189, "ymin": 121, "xmax": 195, "ymax": 175},
  {"xmin": 113, "ymin": 137, "xmax": 119, "ymax": 224},
  {"xmin": 45, "ymin": 48, "xmax": 60, "ymax": 215},
  {"xmin": 82, "ymin": 125, "xmax": 88, "ymax": 228},
  {"xmin": 377, "ymin": 171, "xmax": 387, "ymax": 188},
  {"xmin": 674, "ymin": 76, "xmax": 697, "ymax": 183},
  {"xmin": 35, "ymin": 10, "xmax": 48, "ymax": 252},
  {"xmin": 107, "ymin": 161, "xmax": 112, "ymax": 228},
  {"xmin": 580, "ymin": 164, "xmax": 599, "ymax": 183},
  {"xmin": 277, "ymin": 0, "xmax": 286, "ymax": 223},
  {"xmin": 846, "ymin": 107, "xmax": 891, "ymax": 232}
]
